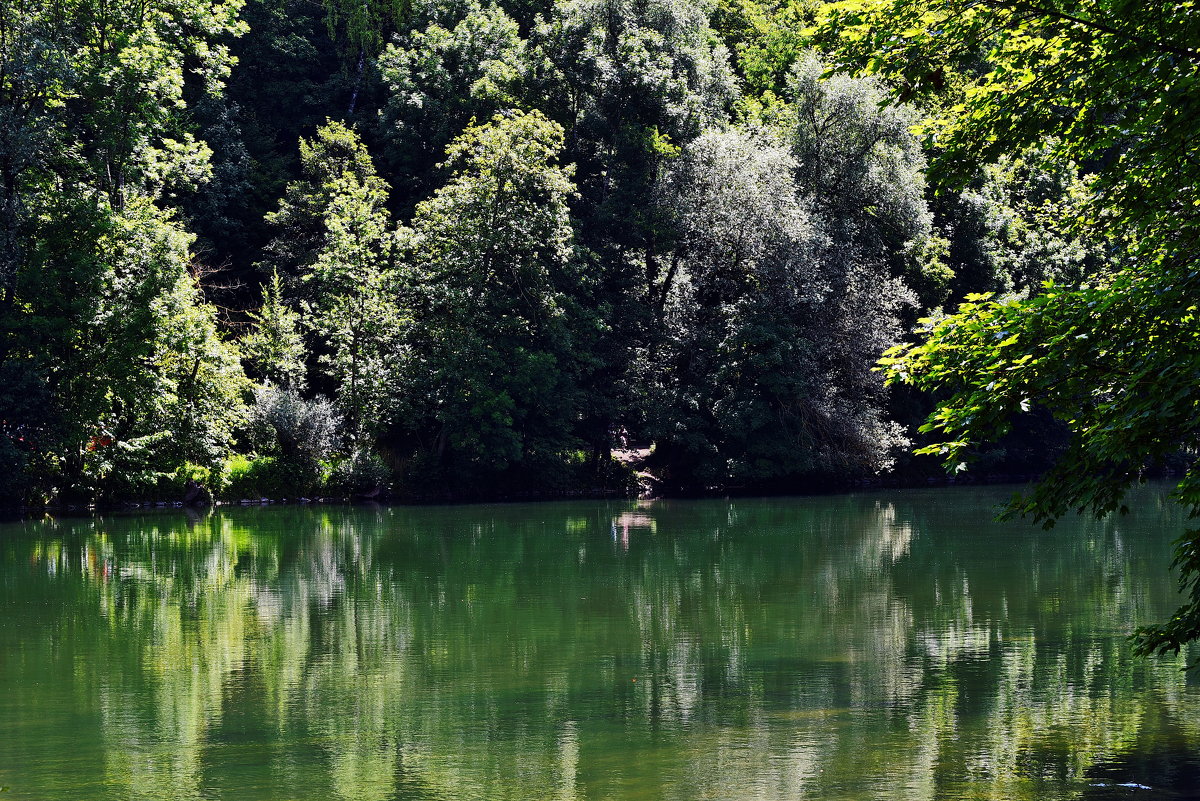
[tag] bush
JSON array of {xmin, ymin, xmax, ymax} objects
[
  {"xmin": 248, "ymin": 385, "xmax": 339, "ymax": 459},
  {"xmin": 222, "ymin": 456, "xmax": 285, "ymax": 499},
  {"xmin": 244, "ymin": 385, "xmax": 341, "ymax": 495},
  {"xmin": 328, "ymin": 450, "xmax": 391, "ymax": 497},
  {"xmin": 222, "ymin": 456, "xmax": 260, "ymax": 499}
]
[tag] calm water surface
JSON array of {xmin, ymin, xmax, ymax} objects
[{"xmin": 2, "ymin": 485, "xmax": 1199, "ymax": 800}]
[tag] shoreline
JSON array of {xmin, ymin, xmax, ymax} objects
[{"xmin": 0, "ymin": 471, "xmax": 1053, "ymax": 520}]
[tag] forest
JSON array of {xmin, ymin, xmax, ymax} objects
[{"xmin": 0, "ymin": 0, "xmax": 1194, "ymax": 516}]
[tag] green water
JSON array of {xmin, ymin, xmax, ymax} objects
[{"xmin": 1, "ymin": 486, "xmax": 1198, "ymax": 800}]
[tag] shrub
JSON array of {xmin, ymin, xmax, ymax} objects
[
  {"xmin": 328, "ymin": 450, "xmax": 391, "ymax": 497},
  {"xmin": 245, "ymin": 385, "xmax": 341, "ymax": 494},
  {"xmin": 222, "ymin": 456, "xmax": 287, "ymax": 499}
]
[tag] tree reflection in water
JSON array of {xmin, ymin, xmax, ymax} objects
[{"xmin": 0, "ymin": 486, "xmax": 1197, "ymax": 800}]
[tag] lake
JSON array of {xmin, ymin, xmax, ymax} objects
[{"xmin": 1, "ymin": 485, "xmax": 1198, "ymax": 800}]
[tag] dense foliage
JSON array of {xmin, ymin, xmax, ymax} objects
[
  {"xmin": 0, "ymin": 0, "xmax": 951, "ymax": 503},
  {"xmin": 4, "ymin": 0, "xmax": 1190, "ymax": 576},
  {"xmin": 7, "ymin": 0, "xmax": 1200, "ymax": 655}
]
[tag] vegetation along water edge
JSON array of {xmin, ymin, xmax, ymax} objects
[{"xmin": 2, "ymin": 0, "xmax": 1199, "ymax": 651}]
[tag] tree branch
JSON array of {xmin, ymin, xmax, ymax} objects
[{"xmin": 982, "ymin": 0, "xmax": 1200, "ymax": 61}]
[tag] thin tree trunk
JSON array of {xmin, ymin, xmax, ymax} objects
[{"xmin": 347, "ymin": 48, "xmax": 365, "ymax": 115}]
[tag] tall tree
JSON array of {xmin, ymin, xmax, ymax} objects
[
  {"xmin": 264, "ymin": 121, "xmax": 403, "ymax": 447},
  {"xmin": 521, "ymin": 0, "xmax": 741, "ymax": 450},
  {"xmin": 0, "ymin": 0, "xmax": 248, "ymax": 501},
  {"xmin": 401, "ymin": 110, "xmax": 585, "ymax": 487},
  {"xmin": 648, "ymin": 112, "xmax": 917, "ymax": 489},
  {"xmin": 377, "ymin": 0, "xmax": 525, "ymax": 209}
]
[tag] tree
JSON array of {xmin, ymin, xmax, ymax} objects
[
  {"xmin": 649, "ymin": 127, "xmax": 829, "ymax": 486},
  {"xmin": 711, "ymin": 0, "xmax": 819, "ymax": 97},
  {"xmin": 520, "ymin": 0, "xmax": 741, "ymax": 451},
  {"xmin": 144, "ymin": 262, "xmax": 250, "ymax": 471},
  {"xmin": 934, "ymin": 144, "xmax": 1101, "ymax": 304},
  {"xmin": 377, "ymin": 0, "xmax": 525, "ymax": 208},
  {"xmin": 820, "ymin": 0, "xmax": 1200, "ymax": 656},
  {"xmin": 401, "ymin": 110, "xmax": 585, "ymax": 486},
  {"xmin": 647, "ymin": 104, "xmax": 918, "ymax": 489},
  {"xmin": 323, "ymin": 0, "xmax": 409, "ymax": 58},
  {"xmin": 788, "ymin": 54, "xmax": 949, "ymax": 308},
  {"xmin": 321, "ymin": 0, "xmax": 409, "ymax": 113},
  {"xmin": 187, "ymin": 0, "xmax": 347, "ymax": 278},
  {"xmin": 264, "ymin": 121, "xmax": 404, "ymax": 447},
  {"xmin": 0, "ymin": 0, "xmax": 247, "ymax": 502},
  {"xmin": 243, "ymin": 270, "xmax": 308, "ymax": 389},
  {"xmin": 77, "ymin": 199, "xmax": 249, "ymax": 500},
  {"xmin": 526, "ymin": 0, "xmax": 739, "ymax": 268}
]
